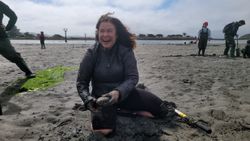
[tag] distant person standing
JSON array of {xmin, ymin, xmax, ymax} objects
[
  {"xmin": 39, "ymin": 31, "xmax": 46, "ymax": 49},
  {"xmin": 223, "ymin": 20, "xmax": 245, "ymax": 57},
  {"xmin": 197, "ymin": 21, "xmax": 211, "ymax": 56},
  {"xmin": 0, "ymin": 1, "xmax": 35, "ymax": 78}
]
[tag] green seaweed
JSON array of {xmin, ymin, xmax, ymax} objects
[{"xmin": 21, "ymin": 66, "xmax": 76, "ymax": 91}]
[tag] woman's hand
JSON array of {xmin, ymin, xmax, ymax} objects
[
  {"xmin": 0, "ymin": 24, "xmax": 6, "ymax": 31},
  {"xmin": 97, "ymin": 90, "xmax": 120, "ymax": 106},
  {"xmin": 84, "ymin": 96, "xmax": 99, "ymax": 112}
]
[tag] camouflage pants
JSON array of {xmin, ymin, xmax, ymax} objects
[
  {"xmin": 224, "ymin": 36, "xmax": 235, "ymax": 57},
  {"xmin": 0, "ymin": 38, "xmax": 32, "ymax": 75}
]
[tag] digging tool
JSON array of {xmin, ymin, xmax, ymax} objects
[
  {"xmin": 236, "ymin": 35, "xmax": 240, "ymax": 57},
  {"xmin": 175, "ymin": 109, "xmax": 212, "ymax": 134}
]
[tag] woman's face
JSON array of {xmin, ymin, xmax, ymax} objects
[{"xmin": 98, "ymin": 21, "xmax": 117, "ymax": 48}]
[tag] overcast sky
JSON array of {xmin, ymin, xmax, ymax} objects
[{"xmin": 2, "ymin": 0, "xmax": 250, "ymax": 38}]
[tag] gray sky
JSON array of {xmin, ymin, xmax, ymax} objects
[{"xmin": 2, "ymin": 0, "xmax": 250, "ymax": 38}]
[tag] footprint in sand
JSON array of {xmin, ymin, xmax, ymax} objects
[
  {"xmin": 1, "ymin": 102, "xmax": 22, "ymax": 115},
  {"xmin": 209, "ymin": 109, "xmax": 226, "ymax": 121}
]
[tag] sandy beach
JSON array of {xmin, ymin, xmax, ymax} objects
[{"xmin": 0, "ymin": 42, "xmax": 250, "ymax": 141}]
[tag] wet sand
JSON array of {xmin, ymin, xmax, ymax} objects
[{"xmin": 0, "ymin": 42, "xmax": 250, "ymax": 141}]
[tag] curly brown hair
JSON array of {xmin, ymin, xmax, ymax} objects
[{"xmin": 95, "ymin": 13, "xmax": 136, "ymax": 49}]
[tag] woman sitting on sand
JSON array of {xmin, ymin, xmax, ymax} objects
[{"xmin": 76, "ymin": 13, "xmax": 177, "ymax": 136}]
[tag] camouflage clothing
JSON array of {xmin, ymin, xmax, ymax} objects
[
  {"xmin": 224, "ymin": 35, "xmax": 236, "ymax": 57},
  {"xmin": 223, "ymin": 21, "xmax": 244, "ymax": 57}
]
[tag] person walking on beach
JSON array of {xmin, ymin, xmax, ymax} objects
[
  {"xmin": 241, "ymin": 40, "xmax": 250, "ymax": 58},
  {"xmin": 223, "ymin": 20, "xmax": 245, "ymax": 57},
  {"xmin": 197, "ymin": 21, "xmax": 211, "ymax": 56},
  {"xmin": 0, "ymin": 1, "xmax": 35, "ymax": 78},
  {"xmin": 76, "ymin": 13, "xmax": 177, "ymax": 136},
  {"xmin": 39, "ymin": 31, "xmax": 46, "ymax": 49}
]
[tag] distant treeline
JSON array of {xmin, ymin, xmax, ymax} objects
[{"xmin": 7, "ymin": 26, "xmax": 249, "ymax": 40}]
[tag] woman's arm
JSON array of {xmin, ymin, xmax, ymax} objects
[
  {"xmin": 76, "ymin": 48, "xmax": 95, "ymax": 103},
  {"xmin": 115, "ymin": 47, "xmax": 139, "ymax": 102}
]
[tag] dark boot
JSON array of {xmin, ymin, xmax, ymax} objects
[
  {"xmin": 26, "ymin": 73, "xmax": 36, "ymax": 79},
  {"xmin": 15, "ymin": 60, "xmax": 36, "ymax": 78},
  {"xmin": 202, "ymin": 49, "xmax": 205, "ymax": 56},
  {"xmin": 198, "ymin": 49, "xmax": 201, "ymax": 56},
  {"xmin": 159, "ymin": 101, "xmax": 177, "ymax": 119},
  {"xmin": 15, "ymin": 60, "xmax": 32, "ymax": 75}
]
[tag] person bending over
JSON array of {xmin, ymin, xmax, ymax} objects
[{"xmin": 223, "ymin": 20, "xmax": 245, "ymax": 57}]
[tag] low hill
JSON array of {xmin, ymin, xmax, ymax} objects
[{"xmin": 240, "ymin": 33, "xmax": 250, "ymax": 40}]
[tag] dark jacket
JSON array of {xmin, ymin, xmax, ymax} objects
[
  {"xmin": 76, "ymin": 43, "xmax": 139, "ymax": 103},
  {"xmin": 223, "ymin": 22, "xmax": 240, "ymax": 37},
  {"xmin": 0, "ymin": 1, "xmax": 17, "ymax": 38},
  {"xmin": 39, "ymin": 34, "xmax": 45, "ymax": 41}
]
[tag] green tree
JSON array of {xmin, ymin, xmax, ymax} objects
[
  {"xmin": 23, "ymin": 32, "xmax": 36, "ymax": 39},
  {"xmin": 7, "ymin": 25, "xmax": 22, "ymax": 38}
]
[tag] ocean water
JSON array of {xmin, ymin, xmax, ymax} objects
[{"xmin": 10, "ymin": 39, "xmax": 248, "ymax": 45}]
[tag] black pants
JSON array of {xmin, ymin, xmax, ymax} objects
[
  {"xmin": 0, "ymin": 38, "xmax": 32, "ymax": 75},
  {"xmin": 91, "ymin": 88, "xmax": 163, "ymax": 130},
  {"xmin": 40, "ymin": 40, "xmax": 46, "ymax": 49},
  {"xmin": 198, "ymin": 38, "xmax": 208, "ymax": 56}
]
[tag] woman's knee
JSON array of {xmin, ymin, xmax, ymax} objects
[
  {"xmin": 92, "ymin": 129, "xmax": 113, "ymax": 136},
  {"xmin": 135, "ymin": 111, "xmax": 155, "ymax": 118}
]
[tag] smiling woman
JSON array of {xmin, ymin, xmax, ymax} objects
[
  {"xmin": 76, "ymin": 13, "xmax": 177, "ymax": 136},
  {"xmin": 98, "ymin": 21, "xmax": 117, "ymax": 48}
]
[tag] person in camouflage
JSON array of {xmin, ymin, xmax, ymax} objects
[
  {"xmin": 223, "ymin": 20, "xmax": 245, "ymax": 57},
  {"xmin": 0, "ymin": 1, "xmax": 35, "ymax": 78}
]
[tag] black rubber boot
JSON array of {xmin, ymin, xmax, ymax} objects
[
  {"xmin": 25, "ymin": 73, "xmax": 36, "ymax": 79},
  {"xmin": 159, "ymin": 101, "xmax": 177, "ymax": 119}
]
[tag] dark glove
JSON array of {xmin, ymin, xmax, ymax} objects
[
  {"xmin": 72, "ymin": 103, "xmax": 87, "ymax": 111},
  {"xmin": 159, "ymin": 101, "xmax": 177, "ymax": 118},
  {"xmin": 84, "ymin": 96, "xmax": 98, "ymax": 112}
]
